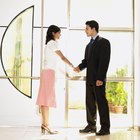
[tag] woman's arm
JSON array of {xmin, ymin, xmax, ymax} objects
[{"xmin": 55, "ymin": 50, "xmax": 74, "ymax": 68}]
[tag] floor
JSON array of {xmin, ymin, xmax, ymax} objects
[{"xmin": 0, "ymin": 126, "xmax": 140, "ymax": 140}]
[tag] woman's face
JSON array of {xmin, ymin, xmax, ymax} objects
[{"xmin": 53, "ymin": 31, "xmax": 61, "ymax": 40}]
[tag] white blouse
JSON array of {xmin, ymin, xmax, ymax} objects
[{"xmin": 43, "ymin": 40, "xmax": 60, "ymax": 70}]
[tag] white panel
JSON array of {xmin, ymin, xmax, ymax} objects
[
  {"xmin": 44, "ymin": 0, "xmax": 68, "ymax": 27},
  {"xmin": 134, "ymin": 0, "xmax": 140, "ymax": 127},
  {"xmin": 100, "ymin": 32, "xmax": 133, "ymax": 77},
  {"xmin": 0, "ymin": 28, "xmax": 5, "ymax": 41},
  {"xmin": 0, "ymin": 59, "xmax": 5, "ymax": 76},
  {"xmin": 70, "ymin": 0, "xmax": 133, "ymax": 28},
  {"xmin": 0, "ymin": 28, "xmax": 6, "ymax": 75},
  {"xmin": 0, "ymin": 79, "xmax": 39, "ymax": 126},
  {"xmin": 0, "ymin": 0, "xmax": 41, "ymax": 26},
  {"xmin": 32, "ymin": 28, "xmax": 41, "ymax": 77}
]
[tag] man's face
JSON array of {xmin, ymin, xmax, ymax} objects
[{"xmin": 85, "ymin": 25, "xmax": 95, "ymax": 37}]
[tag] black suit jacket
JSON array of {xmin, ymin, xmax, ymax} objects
[{"xmin": 78, "ymin": 35, "xmax": 111, "ymax": 84}]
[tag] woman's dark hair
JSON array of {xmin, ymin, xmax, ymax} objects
[
  {"xmin": 45, "ymin": 25, "xmax": 61, "ymax": 44},
  {"xmin": 85, "ymin": 20, "xmax": 99, "ymax": 33}
]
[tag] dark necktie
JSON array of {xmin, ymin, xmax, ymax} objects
[
  {"xmin": 89, "ymin": 38, "xmax": 94, "ymax": 46},
  {"xmin": 88, "ymin": 38, "xmax": 94, "ymax": 58}
]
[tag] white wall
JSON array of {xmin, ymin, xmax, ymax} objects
[
  {"xmin": 134, "ymin": 0, "xmax": 140, "ymax": 127},
  {"xmin": 0, "ymin": 75, "xmax": 40, "ymax": 126}
]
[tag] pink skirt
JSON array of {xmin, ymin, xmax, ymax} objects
[{"xmin": 36, "ymin": 69, "xmax": 56, "ymax": 107}]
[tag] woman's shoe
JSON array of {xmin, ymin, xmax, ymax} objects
[{"xmin": 41, "ymin": 124, "xmax": 58, "ymax": 134}]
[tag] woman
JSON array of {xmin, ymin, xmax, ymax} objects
[{"xmin": 36, "ymin": 25, "xmax": 74, "ymax": 134}]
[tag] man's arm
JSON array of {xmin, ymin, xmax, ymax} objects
[
  {"xmin": 96, "ymin": 39, "xmax": 111, "ymax": 81},
  {"xmin": 74, "ymin": 58, "xmax": 87, "ymax": 73},
  {"xmin": 74, "ymin": 47, "xmax": 87, "ymax": 73}
]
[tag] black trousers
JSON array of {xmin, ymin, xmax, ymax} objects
[{"xmin": 86, "ymin": 82, "xmax": 110, "ymax": 131}]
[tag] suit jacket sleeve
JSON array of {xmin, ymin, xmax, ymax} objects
[
  {"xmin": 78, "ymin": 47, "xmax": 87, "ymax": 71},
  {"xmin": 96, "ymin": 39, "xmax": 111, "ymax": 81}
]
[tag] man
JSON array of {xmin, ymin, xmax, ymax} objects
[{"xmin": 74, "ymin": 20, "xmax": 111, "ymax": 136}]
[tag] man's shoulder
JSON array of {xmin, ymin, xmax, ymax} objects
[
  {"xmin": 98, "ymin": 36, "xmax": 110, "ymax": 43},
  {"xmin": 97, "ymin": 36, "xmax": 111, "ymax": 48}
]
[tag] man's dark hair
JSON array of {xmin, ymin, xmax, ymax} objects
[{"xmin": 85, "ymin": 20, "xmax": 99, "ymax": 33}]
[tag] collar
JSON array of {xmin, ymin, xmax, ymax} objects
[{"xmin": 91, "ymin": 34, "xmax": 98, "ymax": 40}]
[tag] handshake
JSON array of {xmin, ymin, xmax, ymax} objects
[
  {"xmin": 70, "ymin": 64, "xmax": 103, "ymax": 86},
  {"xmin": 73, "ymin": 66, "xmax": 80, "ymax": 73},
  {"xmin": 69, "ymin": 63, "xmax": 80, "ymax": 73},
  {"xmin": 66, "ymin": 65, "xmax": 81, "ymax": 79}
]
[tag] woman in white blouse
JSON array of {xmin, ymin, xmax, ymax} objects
[{"xmin": 36, "ymin": 25, "xmax": 74, "ymax": 134}]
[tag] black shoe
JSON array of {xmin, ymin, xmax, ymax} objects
[
  {"xmin": 79, "ymin": 125, "xmax": 96, "ymax": 133},
  {"xmin": 96, "ymin": 129, "xmax": 110, "ymax": 136}
]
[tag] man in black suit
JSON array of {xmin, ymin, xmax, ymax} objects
[{"xmin": 74, "ymin": 20, "xmax": 111, "ymax": 136}]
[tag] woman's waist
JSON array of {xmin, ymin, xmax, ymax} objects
[{"xmin": 43, "ymin": 64, "xmax": 57, "ymax": 71}]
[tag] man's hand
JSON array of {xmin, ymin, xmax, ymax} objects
[
  {"xmin": 73, "ymin": 67, "xmax": 80, "ymax": 73},
  {"xmin": 96, "ymin": 80, "xmax": 103, "ymax": 86}
]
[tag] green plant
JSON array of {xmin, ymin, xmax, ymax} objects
[
  {"xmin": 106, "ymin": 82, "xmax": 117, "ymax": 105},
  {"xmin": 106, "ymin": 67, "xmax": 128, "ymax": 109},
  {"xmin": 116, "ymin": 66, "xmax": 128, "ymax": 77},
  {"xmin": 113, "ymin": 82, "xmax": 127, "ymax": 106}
]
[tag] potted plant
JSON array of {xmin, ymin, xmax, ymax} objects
[
  {"xmin": 106, "ymin": 67, "xmax": 128, "ymax": 113},
  {"xmin": 106, "ymin": 82, "xmax": 117, "ymax": 112},
  {"xmin": 113, "ymin": 82, "xmax": 127, "ymax": 113}
]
